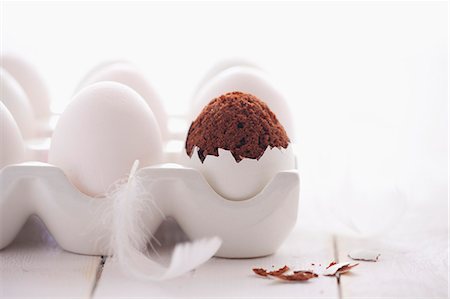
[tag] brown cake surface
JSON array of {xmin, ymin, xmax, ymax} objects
[{"xmin": 186, "ymin": 91, "xmax": 290, "ymax": 163}]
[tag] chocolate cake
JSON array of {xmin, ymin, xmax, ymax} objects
[{"xmin": 186, "ymin": 91, "xmax": 290, "ymax": 163}]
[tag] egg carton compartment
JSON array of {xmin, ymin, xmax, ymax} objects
[
  {"xmin": 1, "ymin": 58, "xmax": 300, "ymax": 259},
  {"xmin": 0, "ymin": 162, "xmax": 299, "ymax": 258}
]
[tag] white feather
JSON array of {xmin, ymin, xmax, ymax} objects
[{"xmin": 107, "ymin": 160, "xmax": 222, "ymax": 280}]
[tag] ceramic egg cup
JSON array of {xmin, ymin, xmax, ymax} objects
[{"xmin": 0, "ymin": 62, "xmax": 300, "ymax": 258}]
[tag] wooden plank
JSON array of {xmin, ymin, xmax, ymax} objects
[
  {"xmin": 336, "ymin": 201, "xmax": 449, "ymax": 298},
  {"xmin": 0, "ymin": 216, "xmax": 102, "ymax": 298},
  {"xmin": 93, "ymin": 226, "xmax": 339, "ymax": 298}
]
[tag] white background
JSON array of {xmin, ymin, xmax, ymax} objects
[{"xmin": 2, "ymin": 1, "xmax": 448, "ymax": 234}]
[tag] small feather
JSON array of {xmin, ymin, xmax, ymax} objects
[{"xmin": 106, "ymin": 160, "xmax": 221, "ymax": 280}]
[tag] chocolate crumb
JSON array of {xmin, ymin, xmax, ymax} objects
[
  {"xmin": 252, "ymin": 265, "xmax": 290, "ymax": 277},
  {"xmin": 275, "ymin": 271, "xmax": 318, "ymax": 281},
  {"xmin": 268, "ymin": 265, "xmax": 290, "ymax": 276},
  {"xmin": 253, "ymin": 268, "xmax": 270, "ymax": 277},
  {"xmin": 186, "ymin": 91, "xmax": 290, "ymax": 162},
  {"xmin": 253, "ymin": 266, "xmax": 318, "ymax": 282}
]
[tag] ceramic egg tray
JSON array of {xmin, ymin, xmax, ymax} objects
[{"xmin": 0, "ymin": 61, "xmax": 300, "ymax": 258}]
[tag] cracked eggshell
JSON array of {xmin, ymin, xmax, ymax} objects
[
  {"xmin": 76, "ymin": 61, "xmax": 168, "ymax": 139},
  {"xmin": 49, "ymin": 81, "xmax": 163, "ymax": 197},
  {"xmin": 1, "ymin": 53, "xmax": 52, "ymax": 119},
  {"xmin": 191, "ymin": 66, "xmax": 295, "ymax": 142},
  {"xmin": 0, "ymin": 102, "xmax": 25, "ymax": 168},
  {"xmin": 0, "ymin": 68, "xmax": 35, "ymax": 139},
  {"xmin": 185, "ymin": 145, "xmax": 296, "ymax": 201}
]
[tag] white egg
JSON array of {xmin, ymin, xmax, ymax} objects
[
  {"xmin": 192, "ymin": 58, "xmax": 261, "ymax": 97},
  {"xmin": 0, "ymin": 102, "xmax": 25, "ymax": 168},
  {"xmin": 0, "ymin": 68, "xmax": 35, "ymax": 139},
  {"xmin": 191, "ymin": 66, "xmax": 295, "ymax": 142},
  {"xmin": 186, "ymin": 146, "xmax": 295, "ymax": 201},
  {"xmin": 75, "ymin": 59, "xmax": 128, "ymax": 91},
  {"xmin": 49, "ymin": 82, "xmax": 163, "ymax": 197},
  {"xmin": 1, "ymin": 53, "xmax": 52, "ymax": 119},
  {"xmin": 76, "ymin": 61, "xmax": 168, "ymax": 139}
]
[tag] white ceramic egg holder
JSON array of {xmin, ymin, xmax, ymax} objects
[
  {"xmin": 0, "ymin": 161, "xmax": 299, "ymax": 258},
  {"xmin": 0, "ymin": 61, "xmax": 300, "ymax": 259}
]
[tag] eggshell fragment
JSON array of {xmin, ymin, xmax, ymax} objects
[
  {"xmin": 49, "ymin": 82, "xmax": 163, "ymax": 197},
  {"xmin": 0, "ymin": 68, "xmax": 35, "ymax": 139},
  {"xmin": 185, "ymin": 145, "xmax": 295, "ymax": 201},
  {"xmin": 1, "ymin": 53, "xmax": 51, "ymax": 119},
  {"xmin": 348, "ymin": 249, "xmax": 381, "ymax": 262},
  {"xmin": 323, "ymin": 262, "xmax": 359, "ymax": 276},
  {"xmin": 76, "ymin": 61, "xmax": 168, "ymax": 139},
  {"xmin": 0, "ymin": 102, "xmax": 25, "ymax": 168}
]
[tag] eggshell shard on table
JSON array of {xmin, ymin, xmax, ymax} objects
[
  {"xmin": 348, "ymin": 249, "xmax": 381, "ymax": 262},
  {"xmin": 323, "ymin": 261, "xmax": 359, "ymax": 276},
  {"xmin": 76, "ymin": 61, "xmax": 168, "ymax": 140},
  {"xmin": 1, "ymin": 53, "xmax": 52, "ymax": 119},
  {"xmin": 48, "ymin": 81, "xmax": 163, "ymax": 197},
  {"xmin": 0, "ymin": 68, "xmax": 36, "ymax": 139},
  {"xmin": 0, "ymin": 102, "xmax": 25, "ymax": 168}
]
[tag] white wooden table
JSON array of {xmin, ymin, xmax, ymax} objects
[{"xmin": 1, "ymin": 200, "xmax": 448, "ymax": 298}]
